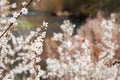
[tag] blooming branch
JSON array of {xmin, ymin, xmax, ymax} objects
[{"xmin": 0, "ymin": 0, "xmax": 34, "ymax": 38}]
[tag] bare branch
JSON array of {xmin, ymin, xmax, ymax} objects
[
  {"xmin": 115, "ymin": 64, "xmax": 120, "ymax": 80},
  {"xmin": 0, "ymin": 0, "xmax": 34, "ymax": 38}
]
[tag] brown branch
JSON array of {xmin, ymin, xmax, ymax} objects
[
  {"xmin": 0, "ymin": 46, "xmax": 2, "ymax": 52},
  {"xmin": 0, "ymin": 0, "xmax": 34, "ymax": 38},
  {"xmin": 115, "ymin": 64, "xmax": 120, "ymax": 80}
]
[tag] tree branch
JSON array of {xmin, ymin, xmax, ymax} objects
[
  {"xmin": 0, "ymin": 0, "xmax": 34, "ymax": 38},
  {"xmin": 115, "ymin": 64, "xmax": 120, "ymax": 80}
]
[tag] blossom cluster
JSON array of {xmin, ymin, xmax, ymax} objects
[
  {"xmin": 0, "ymin": 21, "xmax": 48, "ymax": 80},
  {"xmin": 0, "ymin": 0, "xmax": 48, "ymax": 80},
  {"xmin": 1, "ymin": 0, "xmax": 120, "ymax": 80},
  {"xmin": 45, "ymin": 17, "xmax": 120, "ymax": 80}
]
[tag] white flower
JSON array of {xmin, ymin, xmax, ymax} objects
[
  {"xmin": 60, "ymin": 20, "xmax": 75, "ymax": 36},
  {"xmin": 57, "ymin": 47, "xmax": 63, "ymax": 53},
  {"xmin": 21, "ymin": 7, "xmax": 28, "ymax": 15},
  {"xmin": 11, "ymin": 3, "xmax": 17, "ymax": 9},
  {"xmin": 38, "ymin": 70, "xmax": 46, "ymax": 77},
  {"xmin": 13, "ymin": 12, "xmax": 19, "ymax": 18},
  {"xmin": 41, "ymin": 32, "xmax": 46, "ymax": 38},
  {"xmin": 31, "ymin": 41, "xmax": 43, "ymax": 55},
  {"xmin": 29, "ymin": 68, "xmax": 35, "ymax": 74},
  {"xmin": 9, "ymin": 18, "xmax": 16, "ymax": 23},
  {"xmin": 67, "ymin": 41, "xmax": 72, "ymax": 47},
  {"xmin": 43, "ymin": 21, "xmax": 48, "ymax": 27},
  {"xmin": 22, "ymin": 2, "xmax": 27, "ymax": 6},
  {"xmin": 46, "ymin": 58, "xmax": 57, "ymax": 65},
  {"xmin": 36, "ymin": 28, "xmax": 41, "ymax": 32},
  {"xmin": 36, "ymin": 57, "xmax": 41, "ymax": 62},
  {"xmin": 52, "ymin": 33, "xmax": 63, "ymax": 42}
]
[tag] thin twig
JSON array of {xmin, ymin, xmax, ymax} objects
[
  {"xmin": 0, "ymin": 0, "xmax": 34, "ymax": 38},
  {"xmin": 115, "ymin": 64, "xmax": 120, "ymax": 80}
]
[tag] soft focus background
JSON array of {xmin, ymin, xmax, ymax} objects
[
  {"xmin": 9, "ymin": 0, "xmax": 120, "ymax": 17},
  {"xmin": 8, "ymin": 0, "xmax": 120, "ymax": 35}
]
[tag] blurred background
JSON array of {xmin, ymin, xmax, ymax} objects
[
  {"xmin": 9, "ymin": 0, "xmax": 120, "ymax": 17},
  {"xmin": 7, "ymin": 0, "xmax": 120, "ymax": 36}
]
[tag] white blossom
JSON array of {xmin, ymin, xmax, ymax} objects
[
  {"xmin": 22, "ymin": 1, "xmax": 27, "ymax": 6},
  {"xmin": 60, "ymin": 20, "xmax": 75, "ymax": 36},
  {"xmin": 11, "ymin": 3, "xmax": 17, "ymax": 9},
  {"xmin": 52, "ymin": 32, "xmax": 63, "ymax": 42},
  {"xmin": 21, "ymin": 7, "xmax": 28, "ymax": 15},
  {"xmin": 13, "ymin": 12, "xmax": 19, "ymax": 18},
  {"xmin": 9, "ymin": 17, "xmax": 16, "ymax": 23}
]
